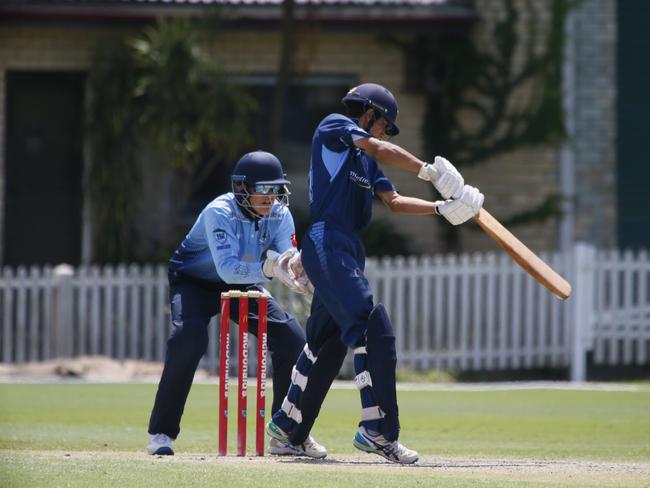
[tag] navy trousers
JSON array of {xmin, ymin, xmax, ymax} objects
[
  {"xmin": 273, "ymin": 223, "xmax": 400, "ymax": 444},
  {"xmin": 148, "ymin": 271, "xmax": 305, "ymax": 439}
]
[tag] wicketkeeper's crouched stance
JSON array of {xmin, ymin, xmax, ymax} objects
[
  {"xmin": 147, "ymin": 151, "xmax": 324, "ymax": 457},
  {"xmin": 267, "ymin": 84, "xmax": 483, "ymax": 464}
]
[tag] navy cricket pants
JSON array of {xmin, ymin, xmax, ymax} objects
[
  {"xmin": 148, "ymin": 271, "xmax": 305, "ymax": 439},
  {"xmin": 280, "ymin": 224, "xmax": 381, "ymax": 444}
]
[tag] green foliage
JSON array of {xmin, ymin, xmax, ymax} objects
[
  {"xmin": 88, "ymin": 42, "xmax": 141, "ymax": 262},
  {"xmin": 390, "ymin": 0, "xmax": 570, "ymax": 250},
  {"xmin": 87, "ymin": 19, "xmax": 255, "ymax": 263},
  {"xmin": 417, "ymin": 0, "xmax": 568, "ymax": 166},
  {"xmin": 359, "ymin": 218, "xmax": 412, "ymax": 257},
  {"xmin": 500, "ymin": 193, "xmax": 563, "ymax": 228}
]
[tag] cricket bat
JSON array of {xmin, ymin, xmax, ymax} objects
[{"xmin": 475, "ymin": 208, "xmax": 572, "ymax": 300}]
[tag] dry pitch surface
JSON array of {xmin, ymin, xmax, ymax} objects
[{"xmin": 5, "ymin": 449, "xmax": 650, "ymax": 487}]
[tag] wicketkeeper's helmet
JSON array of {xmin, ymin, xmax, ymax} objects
[
  {"xmin": 231, "ymin": 151, "xmax": 291, "ymax": 216},
  {"xmin": 341, "ymin": 83, "xmax": 400, "ymax": 136}
]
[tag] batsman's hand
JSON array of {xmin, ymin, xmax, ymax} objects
[
  {"xmin": 418, "ymin": 156, "xmax": 464, "ymax": 199},
  {"xmin": 288, "ymin": 250, "xmax": 314, "ymax": 296},
  {"xmin": 436, "ymin": 185, "xmax": 484, "ymax": 225},
  {"xmin": 263, "ymin": 249, "xmax": 313, "ymax": 295}
]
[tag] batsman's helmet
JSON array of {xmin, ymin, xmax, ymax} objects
[
  {"xmin": 341, "ymin": 83, "xmax": 400, "ymax": 136},
  {"xmin": 231, "ymin": 151, "xmax": 291, "ymax": 215}
]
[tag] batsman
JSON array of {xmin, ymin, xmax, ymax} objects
[
  {"xmin": 147, "ymin": 151, "xmax": 325, "ymax": 457},
  {"xmin": 267, "ymin": 83, "xmax": 484, "ymax": 464}
]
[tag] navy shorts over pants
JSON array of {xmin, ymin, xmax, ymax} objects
[
  {"xmin": 148, "ymin": 271, "xmax": 305, "ymax": 439},
  {"xmin": 301, "ymin": 223, "xmax": 374, "ymax": 350}
]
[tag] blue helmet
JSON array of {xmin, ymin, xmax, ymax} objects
[
  {"xmin": 341, "ymin": 83, "xmax": 400, "ymax": 136},
  {"xmin": 231, "ymin": 150, "xmax": 290, "ymax": 187},
  {"xmin": 231, "ymin": 151, "xmax": 290, "ymax": 216}
]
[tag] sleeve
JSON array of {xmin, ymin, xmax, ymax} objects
[
  {"xmin": 270, "ymin": 210, "xmax": 297, "ymax": 254},
  {"xmin": 203, "ymin": 208, "xmax": 268, "ymax": 284},
  {"xmin": 318, "ymin": 114, "xmax": 370, "ymax": 149},
  {"xmin": 370, "ymin": 160, "xmax": 397, "ymax": 194}
]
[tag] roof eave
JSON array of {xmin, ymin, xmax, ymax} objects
[{"xmin": 0, "ymin": 3, "xmax": 477, "ymax": 27}]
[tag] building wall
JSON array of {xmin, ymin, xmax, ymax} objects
[
  {"xmin": 571, "ymin": 0, "xmax": 617, "ymax": 248},
  {"xmin": 446, "ymin": 0, "xmax": 561, "ymax": 254},
  {"xmin": 209, "ymin": 29, "xmax": 435, "ymax": 253},
  {"xmin": 0, "ymin": 26, "xmax": 104, "ymax": 263},
  {"xmin": 210, "ymin": 19, "xmax": 568, "ymax": 255},
  {"xmin": 0, "ymin": 1, "xmax": 619, "ymax": 262}
]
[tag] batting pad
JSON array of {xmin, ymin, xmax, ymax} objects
[{"xmin": 364, "ymin": 303, "xmax": 400, "ymax": 441}]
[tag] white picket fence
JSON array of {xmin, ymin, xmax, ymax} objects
[{"xmin": 1, "ymin": 243, "xmax": 649, "ymax": 380}]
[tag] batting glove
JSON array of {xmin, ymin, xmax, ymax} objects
[
  {"xmin": 435, "ymin": 185, "xmax": 484, "ymax": 225},
  {"xmin": 417, "ymin": 156, "xmax": 464, "ymax": 199}
]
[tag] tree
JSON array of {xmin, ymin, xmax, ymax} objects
[
  {"xmin": 391, "ymin": 0, "xmax": 570, "ymax": 251},
  {"xmin": 88, "ymin": 19, "xmax": 255, "ymax": 262}
]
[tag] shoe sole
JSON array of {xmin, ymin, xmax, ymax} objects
[
  {"xmin": 149, "ymin": 447, "xmax": 174, "ymax": 456},
  {"xmin": 269, "ymin": 444, "xmax": 326, "ymax": 459},
  {"xmin": 353, "ymin": 436, "xmax": 418, "ymax": 465},
  {"xmin": 269, "ymin": 448, "xmax": 298, "ymax": 456}
]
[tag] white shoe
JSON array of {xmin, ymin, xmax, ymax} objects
[
  {"xmin": 147, "ymin": 433, "xmax": 174, "ymax": 455},
  {"xmin": 268, "ymin": 437, "xmax": 297, "ymax": 456},
  {"xmin": 266, "ymin": 421, "xmax": 327, "ymax": 459},
  {"xmin": 353, "ymin": 426, "xmax": 418, "ymax": 464},
  {"xmin": 289, "ymin": 435, "xmax": 328, "ymax": 459}
]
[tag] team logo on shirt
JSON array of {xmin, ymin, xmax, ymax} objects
[
  {"xmin": 214, "ymin": 229, "xmax": 227, "ymax": 242},
  {"xmin": 349, "ymin": 170, "xmax": 371, "ymax": 190},
  {"xmin": 234, "ymin": 264, "xmax": 250, "ymax": 277}
]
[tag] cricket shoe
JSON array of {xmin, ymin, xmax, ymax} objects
[
  {"xmin": 268, "ymin": 437, "xmax": 297, "ymax": 456},
  {"xmin": 266, "ymin": 421, "xmax": 327, "ymax": 459},
  {"xmin": 147, "ymin": 433, "xmax": 174, "ymax": 456},
  {"xmin": 353, "ymin": 426, "xmax": 419, "ymax": 464}
]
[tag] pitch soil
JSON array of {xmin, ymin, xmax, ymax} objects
[
  {"xmin": 6, "ymin": 450, "xmax": 650, "ymax": 486},
  {"xmin": 0, "ymin": 356, "xmax": 172, "ymax": 382}
]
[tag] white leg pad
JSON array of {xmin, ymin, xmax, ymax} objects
[
  {"xmin": 291, "ymin": 366, "xmax": 308, "ymax": 391},
  {"xmin": 361, "ymin": 406, "xmax": 385, "ymax": 421},
  {"xmin": 281, "ymin": 397, "xmax": 303, "ymax": 424}
]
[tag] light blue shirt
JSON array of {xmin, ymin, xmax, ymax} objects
[{"xmin": 169, "ymin": 193, "xmax": 296, "ymax": 284}]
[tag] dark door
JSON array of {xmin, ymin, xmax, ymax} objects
[{"xmin": 4, "ymin": 71, "xmax": 85, "ymax": 266}]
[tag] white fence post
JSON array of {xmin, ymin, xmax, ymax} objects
[
  {"xmin": 570, "ymin": 243, "xmax": 596, "ymax": 382},
  {"xmin": 52, "ymin": 264, "xmax": 75, "ymax": 359}
]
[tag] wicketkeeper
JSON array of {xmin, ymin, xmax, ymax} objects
[
  {"xmin": 147, "ymin": 151, "xmax": 325, "ymax": 458},
  {"xmin": 267, "ymin": 83, "xmax": 483, "ymax": 464}
]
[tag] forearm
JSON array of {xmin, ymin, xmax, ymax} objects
[{"xmin": 386, "ymin": 194, "xmax": 440, "ymax": 215}]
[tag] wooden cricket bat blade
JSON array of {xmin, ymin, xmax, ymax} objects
[{"xmin": 475, "ymin": 208, "xmax": 572, "ymax": 300}]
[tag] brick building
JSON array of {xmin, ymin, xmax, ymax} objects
[{"xmin": 0, "ymin": 0, "xmax": 644, "ymax": 266}]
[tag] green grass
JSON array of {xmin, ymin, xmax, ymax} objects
[{"xmin": 1, "ymin": 383, "xmax": 649, "ymax": 487}]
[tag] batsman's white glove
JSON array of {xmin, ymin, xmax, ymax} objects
[
  {"xmin": 435, "ymin": 185, "xmax": 484, "ymax": 225},
  {"xmin": 417, "ymin": 156, "xmax": 464, "ymax": 199},
  {"xmin": 263, "ymin": 249, "xmax": 313, "ymax": 295},
  {"xmin": 288, "ymin": 250, "xmax": 314, "ymax": 296}
]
